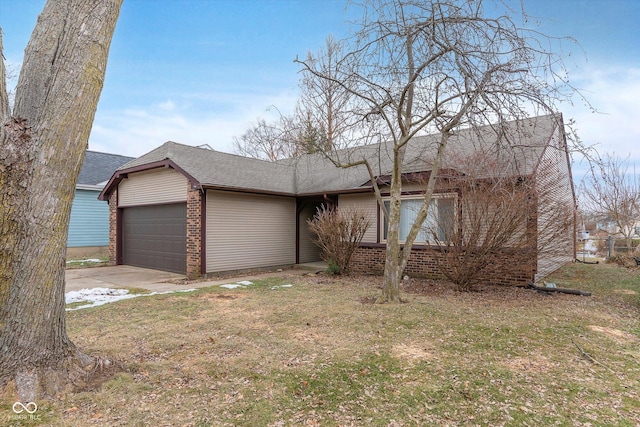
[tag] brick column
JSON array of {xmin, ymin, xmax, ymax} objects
[
  {"xmin": 108, "ymin": 190, "xmax": 118, "ymax": 266},
  {"xmin": 186, "ymin": 186, "xmax": 202, "ymax": 279}
]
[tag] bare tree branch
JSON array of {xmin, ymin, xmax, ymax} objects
[{"xmin": 580, "ymin": 153, "xmax": 640, "ymax": 253}]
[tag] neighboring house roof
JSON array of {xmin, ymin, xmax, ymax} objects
[
  {"xmin": 100, "ymin": 114, "xmax": 564, "ymax": 199},
  {"xmin": 78, "ymin": 151, "xmax": 135, "ymax": 188}
]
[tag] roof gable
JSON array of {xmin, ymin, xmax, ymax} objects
[{"xmin": 118, "ymin": 142, "xmax": 296, "ymax": 195}]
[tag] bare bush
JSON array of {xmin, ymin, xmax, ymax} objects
[
  {"xmin": 432, "ymin": 174, "xmax": 535, "ymax": 291},
  {"xmin": 307, "ymin": 206, "xmax": 371, "ymax": 275},
  {"xmin": 431, "ymin": 151, "xmax": 574, "ymax": 291},
  {"xmin": 606, "ymin": 254, "xmax": 640, "ymax": 269}
]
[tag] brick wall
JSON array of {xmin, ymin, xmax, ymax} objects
[
  {"xmin": 351, "ymin": 244, "xmax": 536, "ymax": 287},
  {"xmin": 186, "ymin": 186, "xmax": 202, "ymax": 279},
  {"xmin": 107, "ymin": 190, "xmax": 118, "ymax": 266}
]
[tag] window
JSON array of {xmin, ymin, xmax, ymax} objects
[{"xmin": 382, "ymin": 195, "xmax": 456, "ymax": 243}]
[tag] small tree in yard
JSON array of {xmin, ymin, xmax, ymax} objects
[
  {"xmin": 296, "ymin": 0, "xmax": 581, "ymax": 302},
  {"xmin": 307, "ymin": 206, "xmax": 371, "ymax": 275},
  {"xmin": 1, "ymin": 0, "xmax": 122, "ymax": 400}
]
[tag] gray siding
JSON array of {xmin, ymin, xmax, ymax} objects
[
  {"xmin": 206, "ymin": 190, "xmax": 296, "ymax": 272},
  {"xmin": 338, "ymin": 193, "xmax": 379, "ymax": 243},
  {"xmin": 298, "ymin": 203, "xmax": 323, "ymax": 264},
  {"xmin": 534, "ymin": 128, "xmax": 575, "ymax": 281},
  {"xmin": 118, "ymin": 168, "xmax": 187, "ymax": 207}
]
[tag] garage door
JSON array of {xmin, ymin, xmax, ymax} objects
[{"xmin": 122, "ymin": 203, "xmax": 187, "ymax": 273}]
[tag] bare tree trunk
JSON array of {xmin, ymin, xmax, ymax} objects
[
  {"xmin": 378, "ymin": 136, "xmax": 407, "ymax": 303},
  {"xmin": 0, "ymin": 0, "xmax": 122, "ymax": 400},
  {"xmin": 381, "ymin": 176, "xmax": 403, "ymax": 303}
]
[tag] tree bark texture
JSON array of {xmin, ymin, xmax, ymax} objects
[
  {"xmin": 0, "ymin": 0, "xmax": 122, "ymax": 400},
  {"xmin": 379, "ymin": 141, "xmax": 407, "ymax": 303}
]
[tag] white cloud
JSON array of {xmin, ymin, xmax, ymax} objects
[
  {"xmin": 157, "ymin": 100, "xmax": 176, "ymax": 111},
  {"xmin": 562, "ymin": 65, "xmax": 640, "ymax": 171},
  {"xmin": 89, "ymin": 90, "xmax": 299, "ymax": 157}
]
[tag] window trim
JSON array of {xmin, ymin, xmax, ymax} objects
[{"xmin": 379, "ymin": 192, "xmax": 458, "ymax": 245}]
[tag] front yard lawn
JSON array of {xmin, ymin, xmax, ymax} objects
[{"xmin": 10, "ymin": 262, "xmax": 639, "ymax": 426}]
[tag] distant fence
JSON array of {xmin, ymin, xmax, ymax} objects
[{"xmin": 577, "ymin": 236, "xmax": 640, "ymax": 259}]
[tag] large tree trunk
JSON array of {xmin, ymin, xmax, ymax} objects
[{"xmin": 0, "ymin": 0, "xmax": 122, "ymax": 400}]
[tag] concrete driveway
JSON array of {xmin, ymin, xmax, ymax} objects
[
  {"xmin": 65, "ymin": 264, "xmax": 321, "ymax": 293},
  {"xmin": 65, "ymin": 265, "xmax": 184, "ymax": 292}
]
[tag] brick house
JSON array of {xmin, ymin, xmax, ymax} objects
[{"xmin": 99, "ymin": 114, "xmax": 576, "ymax": 284}]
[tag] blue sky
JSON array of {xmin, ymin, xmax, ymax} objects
[{"xmin": 1, "ymin": 0, "xmax": 639, "ymax": 180}]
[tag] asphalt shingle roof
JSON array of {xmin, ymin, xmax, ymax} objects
[
  {"xmin": 120, "ymin": 143, "xmax": 296, "ymax": 194},
  {"xmin": 78, "ymin": 151, "xmax": 135, "ymax": 186},
  {"xmin": 114, "ymin": 114, "xmax": 562, "ymax": 195}
]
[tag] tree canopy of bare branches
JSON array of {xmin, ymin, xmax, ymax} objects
[
  {"xmin": 299, "ymin": 35, "xmax": 353, "ymax": 151},
  {"xmin": 580, "ymin": 153, "xmax": 640, "ymax": 252},
  {"xmin": 296, "ymin": 0, "xmax": 580, "ymax": 302},
  {"xmin": 233, "ymin": 115, "xmax": 302, "ymax": 161},
  {"xmin": 234, "ymin": 37, "xmax": 353, "ymax": 160}
]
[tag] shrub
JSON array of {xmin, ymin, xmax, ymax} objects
[
  {"xmin": 606, "ymin": 254, "xmax": 639, "ymax": 269},
  {"xmin": 307, "ymin": 206, "xmax": 370, "ymax": 275},
  {"xmin": 325, "ymin": 260, "xmax": 342, "ymax": 275}
]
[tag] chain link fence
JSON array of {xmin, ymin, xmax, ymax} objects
[{"xmin": 577, "ymin": 236, "xmax": 640, "ymax": 260}]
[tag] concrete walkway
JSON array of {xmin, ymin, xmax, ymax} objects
[{"xmin": 65, "ymin": 264, "xmax": 325, "ymax": 293}]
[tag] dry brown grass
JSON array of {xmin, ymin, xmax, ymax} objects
[{"xmin": 3, "ymin": 263, "xmax": 639, "ymax": 426}]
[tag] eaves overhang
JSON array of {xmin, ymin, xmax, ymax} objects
[
  {"xmin": 200, "ymin": 184, "xmax": 296, "ymax": 198},
  {"xmin": 295, "ymin": 186, "xmax": 374, "ymax": 198},
  {"xmin": 76, "ymin": 184, "xmax": 104, "ymax": 191}
]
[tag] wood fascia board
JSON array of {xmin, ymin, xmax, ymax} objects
[
  {"xmin": 360, "ymin": 169, "xmax": 465, "ymax": 187},
  {"xmin": 200, "ymin": 184, "xmax": 295, "ymax": 198},
  {"xmin": 294, "ymin": 186, "xmax": 374, "ymax": 198}
]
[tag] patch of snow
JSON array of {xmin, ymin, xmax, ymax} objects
[
  {"xmin": 219, "ymin": 280, "xmax": 254, "ymax": 289},
  {"xmin": 66, "ymin": 258, "xmax": 103, "ymax": 264},
  {"xmin": 65, "ymin": 287, "xmax": 196, "ymax": 311},
  {"xmin": 271, "ymin": 284, "xmax": 293, "ymax": 290},
  {"xmin": 220, "ymin": 284, "xmax": 245, "ymax": 289}
]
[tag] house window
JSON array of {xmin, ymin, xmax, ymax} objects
[{"xmin": 382, "ymin": 194, "xmax": 456, "ymax": 243}]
